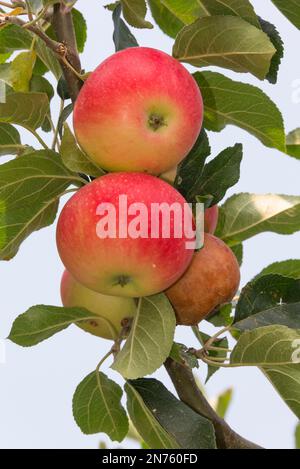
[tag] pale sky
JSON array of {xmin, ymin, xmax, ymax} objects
[{"xmin": 0, "ymin": 0, "xmax": 299, "ymax": 449}]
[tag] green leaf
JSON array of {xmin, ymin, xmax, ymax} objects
[
  {"xmin": 149, "ymin": 0, "xmax": 260, "ymax": 38},
  {"xmin": 173, "ymin": 16, "xmax": 275, "ymax": 80},
  {"xmin": 0, "ymin": 25, "xmax": 32, "ymax": 51},
  {"xmin": 169, "ymin": 342, "xmax": 199, "ymax": 369},
  {"xmin": 231, "ymin": 325, "xmax": 300, "ymax": 366},
  {"xmin": 262, "ymin": 364, "xmax": 300, "ymax": 419},
  {"xmin": 235, "ymin": 302, "xmax": 300, "ymax": 332},
  {"xmin": 148, "ymin": 0, "xmax": 184, "ymax": 38},
  {"xmin": 112, "ymin": 294, "xmax": 176, "ymax": 379},
  {"xmin": 231, "ymin": 243, "xmax": 243, "ymax": 266},
  {"xmin": 194, "ymin": 144, "xmax": 243, "ymax": 206},
  {"xmin": 35, "ymin": 39, "xmax": 62, "ymax": 79},
  {"xmin": 194, "ymin": 72, "xmax": 286, "ymax": 153},
  {"xmin": 0, "ymin": 122, "xmax": 25, "ymax": 157},
  {"xmin": 235, "ymin": 274, "xmax": 300, "ymax": 323},
  {"xmin": 216, "ymin": 193, "xmax": 300, "ymax": 246},
  {"xmin": 121, "ymin": 0, "xmax": 153, "ymax": 29},
  {"xmin": 10, "ymin": 51, "xmax": 36, "ymax": 92},
  {"xmin": 8, "ymin": 304, "xmax": 102, "ymax": 346},
  {"xmin": 125, "ymin": 381, "xmax": 180, "ymax": 449},
  {"xmin": 256, "ymin": 260, "xmax": 300, "ymax": 280},
  {"xmin": 72, "ymin": 8, "xmax": 87, "ymax": 53},
  {"xmin": 296, "ymin": 422, "xmax": 300, "ymax": 448},
  {"xmin": 73, "ymin": 371, "xmax": 128, "ymax": 441},
  {"xmin": 112, "ymin": 4, "xmax": 139, "ymax": 51},
  {"xmin": 286, "ymin": 128, "xmax": 300, "ymax": 159},
  {"xmin": 207, "ymin": 303, "xmax": 233, "ymax": 328},
  {"xmin": 174, "ymin": 129, "xmax": 210, "ymax": 201},
  {"xmin": 258, "ymin": 18, "xmax": 284, "ymax": 84},
  {"xmin": 61, "ymin": 124, "xmax": 105, "ymax": 177},
  {"xmin": 58, "ymin": 103, "xmax": 73, "ymax": 138},
  {"xmin": 272, "ymin": 0, "xmax": 300, "ymax": 30},
  {"xmin": 215, "ymin": 388, "xmax": 233, "ymax": 419},
  {"xmin": 0, "ymin": 91, "xmax": 49, "ymax": 131},
  {"xmin": 30, "ymin": 75, "xmax": 54, "ymax": 101},
  {"xmin": 0, "ymin": 150, "xmax": 82, "ymax": 260},
  {"xmin": 126, "ymin": 379, "xmax": 216, "ymax": 449}
]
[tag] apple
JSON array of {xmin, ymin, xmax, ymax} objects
[
  {"xmin": 73, "ymin": 47, "xmax": 203, "ymax": 175},
  {"xmin": 204, "ymin": 205, "xmax": 219, "ymax": 234},
  {"xmin": 56, "ymin": 172, "xmax": 195, "ymax": 298},
  {"xmin": 61, "ymin": 270, "xmax": 137, "ymax": 340},
  {"xmin": 166, "ymin": 234, "xmax": 240, "ymax": 325}
]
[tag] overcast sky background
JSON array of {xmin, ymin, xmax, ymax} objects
[{"xmin": 0, "ymin": 0, "xmax": 299, "ymax": 449}]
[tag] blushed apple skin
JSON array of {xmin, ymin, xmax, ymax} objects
[
  {"xmin": 61, "ymin": 270, "xmax": 136, "ymax": 340},
  {"xmin": 73, "ymin": 47, "xmax": 203, "ymax": 174},
  {"xmin": 204, "ymin": 205, "xmax": 219, "ymax": 234},
  {"xmin": 56, "ymin": 173, "xmax": 195, "ymax": 298},
  {"xmin": 166, "ymin": 234, "xmax": 240, "ymax": 325}
]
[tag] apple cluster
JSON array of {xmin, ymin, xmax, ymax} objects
[{"xmin": 57, "ymin": 48, "xmax": 240, "ymax": 340}]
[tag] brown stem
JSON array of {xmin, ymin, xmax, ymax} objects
[
  {"xmin": 52, "ymin": 2, "xmax": 82, "ymax": 103},
  {"xmin": 165, "ymin": 358, "xmax": 263, "ymax": 450}
]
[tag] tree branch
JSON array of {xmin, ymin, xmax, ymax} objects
[
  {"xmin": 165, "ymin": 358, "xmax": 263, "ymax": 450},
  {"xmin": 52, "ymin": 2, "xmax": 82, "ymax": 103}
]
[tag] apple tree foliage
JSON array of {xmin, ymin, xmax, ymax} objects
[{"xmin": 1, "ymin": 0, "xmax": 300, "ymax": 449}]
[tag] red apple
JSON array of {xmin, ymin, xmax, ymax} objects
[
  {"xmin": 166, "ymin": 234, "xmax": 240, "ymax": 325},
  {"xmin": 61, "ymin": 270, "xmax": 136, "ymax": 340},
  {"xmin": 204, "ymin": 205, "xmax": 219, "ymax": 234},
  {"xmin": 56, "ymin": 173, "xmax": 195, "ymax": 298},
  {"xmin": 73, "ymin": 47, "xmax": 203, "ymax": 175}
]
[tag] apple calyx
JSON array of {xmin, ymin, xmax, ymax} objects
[
  {"xmin": 114, "ymin": 275, "xmax": 132, "ymax": 288},
  {"xmin": 148, "ymin": 113, "xmax": 167, "ymax": 131}
]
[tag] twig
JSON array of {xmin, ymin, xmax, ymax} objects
[{"xmin": 165, "ymin": 358, "xmax": 262, "ymax": 449}]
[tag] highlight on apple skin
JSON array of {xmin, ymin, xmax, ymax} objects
[
  {"xmin": 204, "ymin": 205, "xmax": 219, "ymax": 234},
  {"xmin": 73, "ymin": 47, "xmax": 203, "ymax": 175},
  {"xmin": 61, "ymin": 270, "xmax": 137, "ymax": 340},
  {"xmin": 166, "ymin": 234, "xmax": 240, "ymax": 325},
  {"xmin": 56, "ymin": 172, "xmax": 195, "ymax": 298}
]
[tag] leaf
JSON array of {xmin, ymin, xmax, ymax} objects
[
  {"xmin": 194, "ymin": 71, "xmax": 286, "ymax": 153},
  {"xmin": 256, "ymin": 260, "xmax": 300, "ymax": 280},
  {"xmin": 206, "ymin": 336, "xmax": 229, "ymax": 382},
  {"xmin": 216, "ymin": 193, "xmax": 300, "ymax": 246},
  {"xmin": 8, "ymin": 304, "xmax": 102, "ymax": 346},
  {"xmin": 0, "ymin": 150, "xmax": 82, "ymax": 260},
  {"xmin": 148, "ymin": 0, "xmax": 184, "ymax": 38},
  {"xmin": 72, "ymin": 9, "xmax": 87, "ymax": 53},
  {"xmin": 125, "ymin": 381, "xmax": 180, "ymax": 449},
  {"xmin": 207, "ymin": 303, "xmax": 233, "ymax": 328},
  {"xmin": 215, "ymin": 388, "xmax": 233, "ymax": 419},
  {"xmin": 235, "ymin": 274, "xmax": 300, "ymax": 323},
  {"xmin": 194, "ymin": 144, "xmax": 243, "ymax": 206},
  {"xmin": 73, "ymin": 371, "xmax": 128, "ymax": 441},
  {"xmin": 272, "ymin": 0, "xmax": 300, "ymax": 30},
  {"xmin": 199, "ymin": 0, "xmax": 260, "ymax": 28},
  {"xmin": 0, "ymin": 25, "xmax": 32, "ymax": 51},
  {"xmin": 0, "ymin": 122, "xmax": 25, "ymax": 156},
  {"xmin": 258, "ymin": 18, "xmax": 284, "ymax": 84},
  {"xmin": 121, "ymin": 0, "xmax": 153, "ymax": 29},
  {"xmin": 286, "ymin": 128, "xmax": 300, "ymax": 159},
  {"xmin": 230, "ymin": 325, "xmax": 300, "ymax": 366},
  {"xmin": 0, "ymin": 91, "xmax": 49, "ymax": 131},
  {"xmin": 35, "ymin": 39, "xmax": 62, "ymax": 79},
  {"xmin": 173, "ymin": 16, "xmax": 275, "ymax": 80},
  {"xmin": 126, "ymin": 379, "xmax": 216, "ymax": 449},
  {"xmin": 262, "ymin": 364, "xmax": 300, "ymax": 418},
  {"xmin": 58, "ymin": 103, "xmax": 73, "ymax": 138},
  {"xmin": 169, "ymin": 342, "xmax": 199, "ymax": 369},
  {"xmin": 61, "ymin": 124, "xmax": 105, "ymax": 177},
  {"xmin": 296, "ymin": 422, "xmax": 300, "ymax": 448},
  {"xmin": 174, "ymin": 129, "xmax": 210, "ymax": 201},
  {"xmin": 112, "ymin": 4, "xmax": 139, "ymax": 51},
  {"xmin": 231, "ymin": 243, "xmax": 243, "ymax": 266},
  {"xmin": 112, "ymin": 294, "xmax": 176, "ymax": 379},
  {"xmin": 235, "ymin": 302, "xmax": 300, "ymax": 331},
  {"xmin": 30, "ymin": 75, "xmax": 54, "ymax": 101},
  {"xmin": 10, "ymin": 51, "xmax": 36, "ymax": 92}
]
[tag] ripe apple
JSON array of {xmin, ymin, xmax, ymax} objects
[
  {"xmin": 204, "ymin": 205, "xmax": 219, "ymax": 234},
  {"xmin": 56, "ymin": 173, "xmax": 195, "ymax": 298},
  {"xmin": 73, "ymin": 47, "xmax": 203, "ymax": 175},
  {"xmin": 166, "ymin": 234, "xmax": 240, "ymax": 325},
  {"xmin": 61, "ymin": 270, "xmax": 137, "ymax": 340}
]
